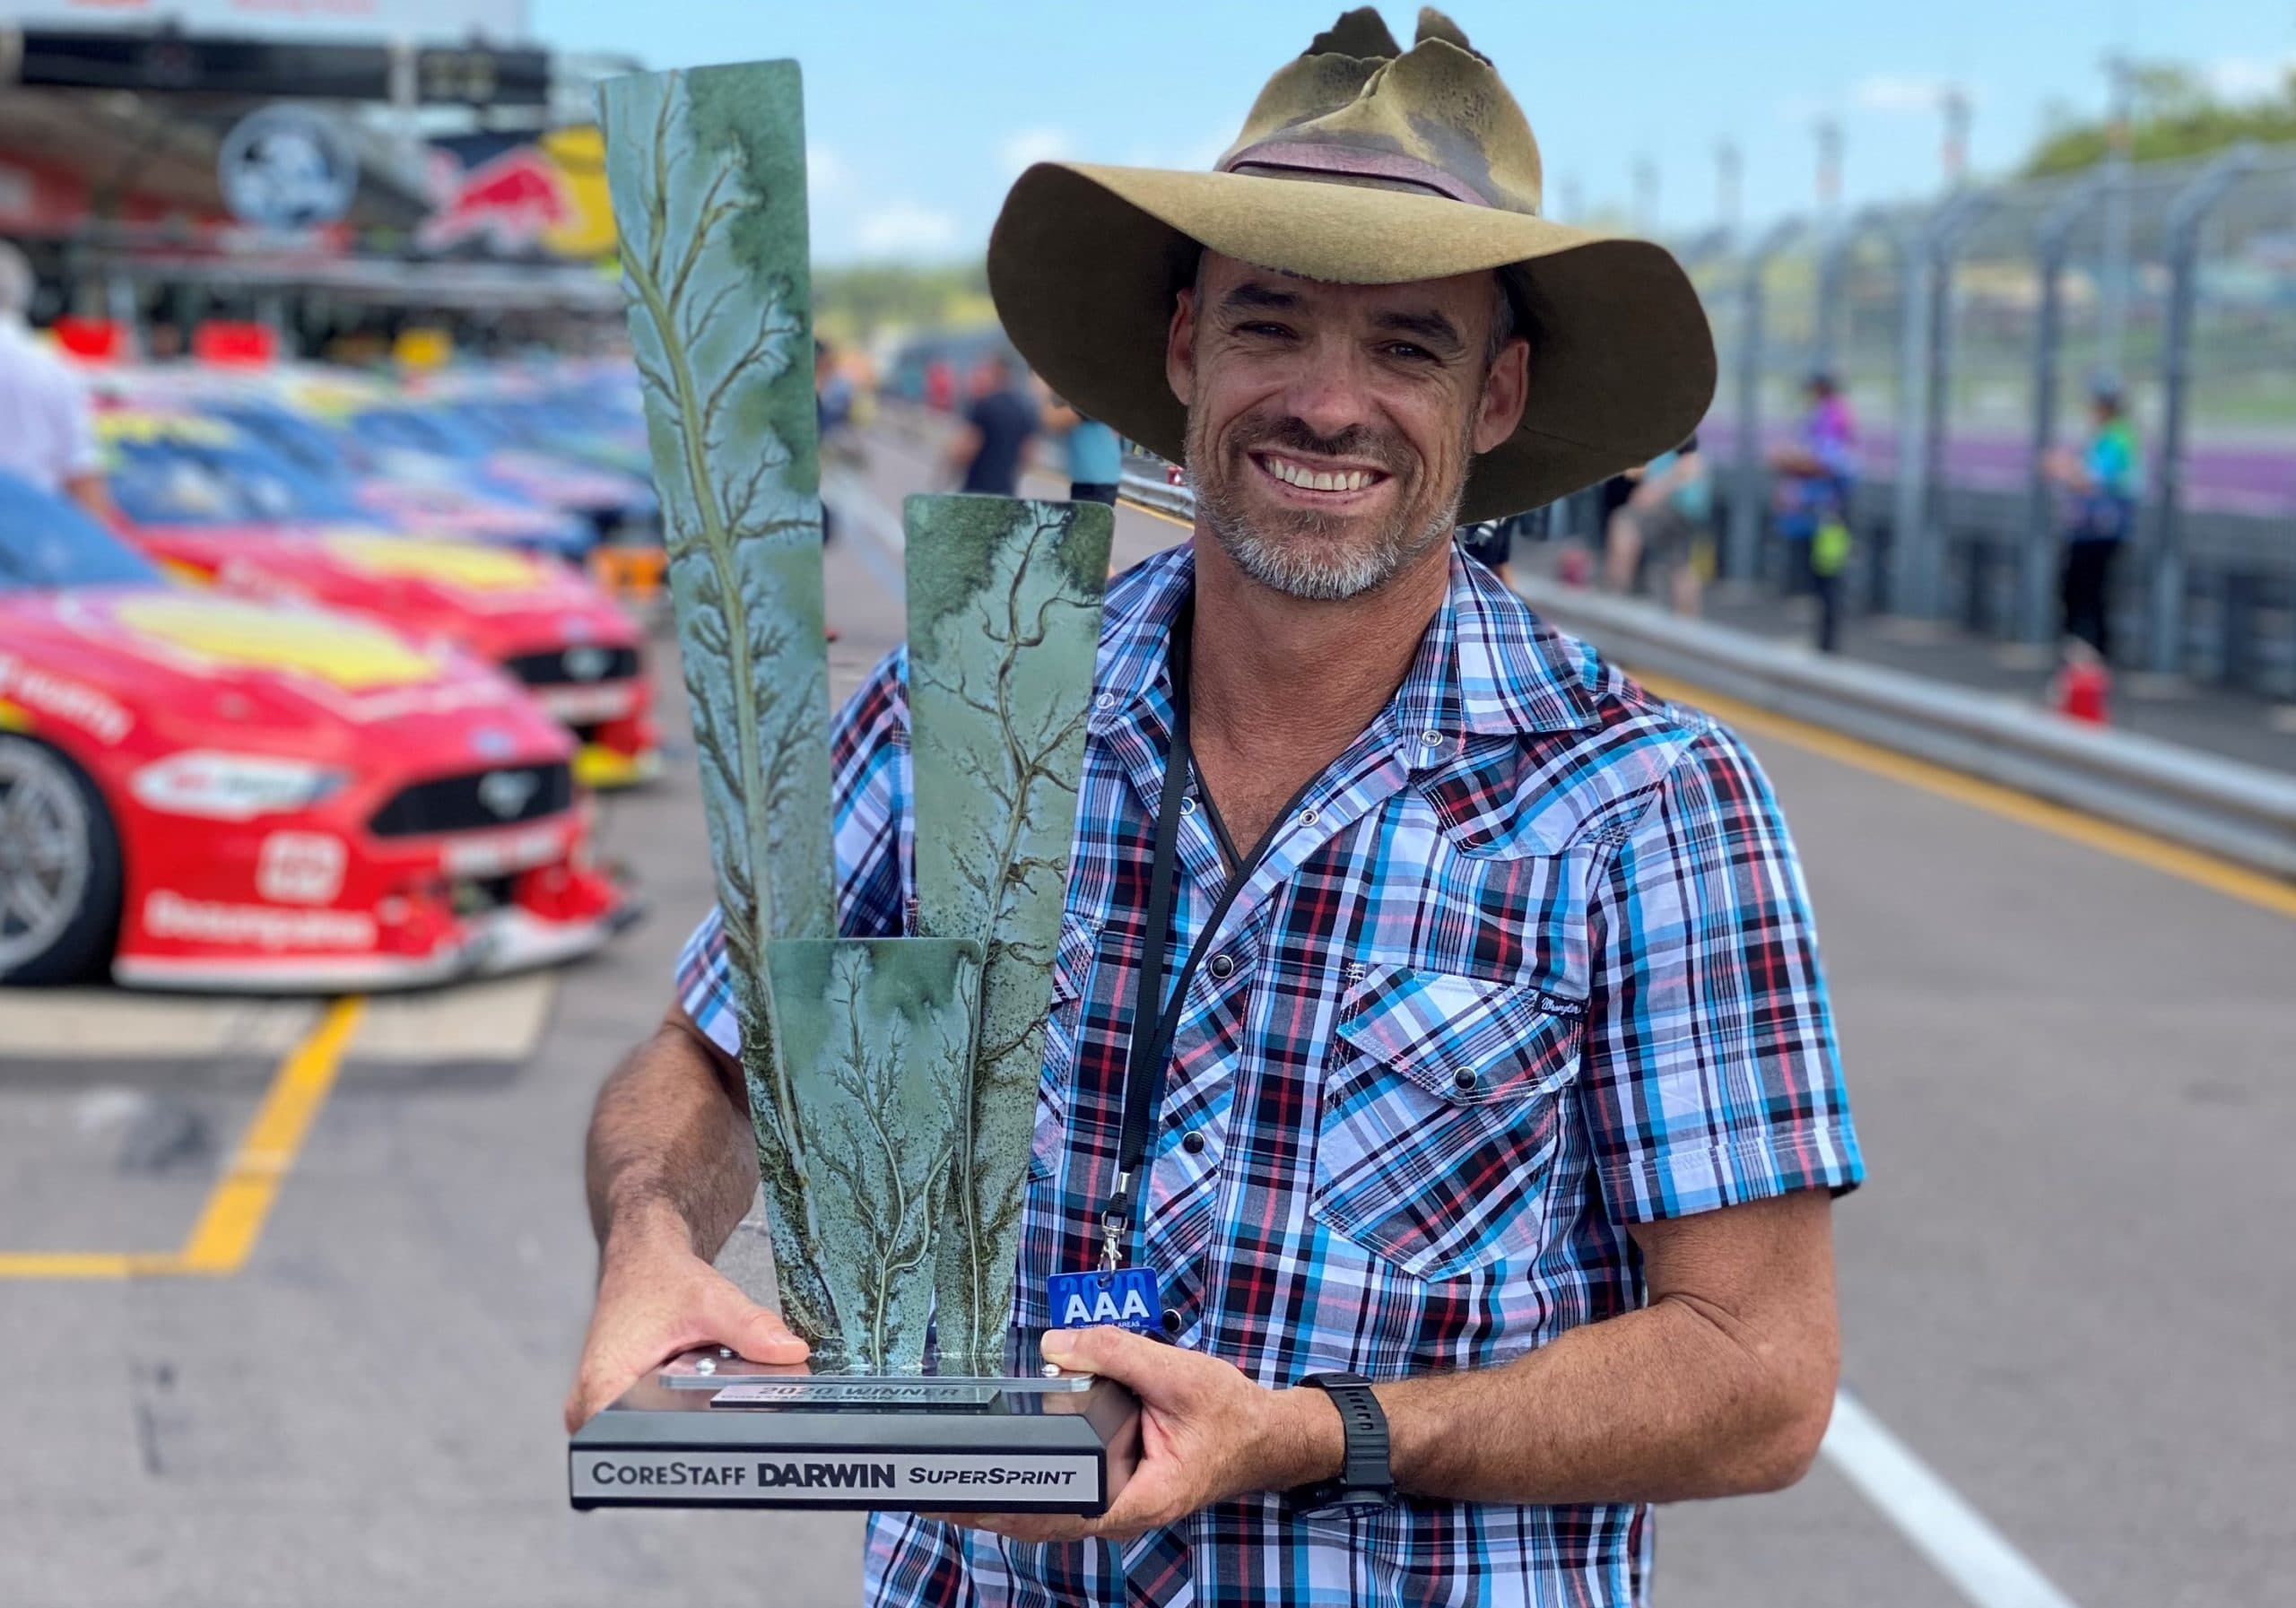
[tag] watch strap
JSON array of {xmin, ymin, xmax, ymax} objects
[{"xmin": 1284, "ymin": 1371, "xmax": 1394, "ymax": 1515}]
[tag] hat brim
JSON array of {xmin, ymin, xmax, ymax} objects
[{"xmin": 988, "ymin": 162, "xmax": 1716, "ymax": 522}]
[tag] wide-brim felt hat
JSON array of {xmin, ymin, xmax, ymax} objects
[{"xmin": 987, "ymin": 6, "xmax": 1716, "ymax": 523}]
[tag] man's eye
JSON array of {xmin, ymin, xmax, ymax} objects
[
  {"xmin": 1238, "ymin": 322, "xmax": 1293, "ymax": 339},
  {"xmin": 1384, "ymin": 343, "xmax": 1434, "ymax": 362}
]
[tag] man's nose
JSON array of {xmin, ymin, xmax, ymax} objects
[{"xmin": 1280, "ymin": 335, "xmax": 1377, "ymax": 445}]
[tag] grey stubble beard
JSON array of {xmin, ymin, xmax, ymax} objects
[{"xmin": 1184, "ymin": 408, "xmax": 1471, "ymax": 604}]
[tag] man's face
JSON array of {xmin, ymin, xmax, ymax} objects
[{"xmin": 1166, "ymin": 252, "xmax": 1528, "ymax": 604}]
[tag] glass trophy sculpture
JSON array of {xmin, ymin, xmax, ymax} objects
[{"xmin": 570, "ymin": 60, "xmax": 1135, "ymax": 1514}]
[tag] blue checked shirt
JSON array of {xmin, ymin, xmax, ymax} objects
[{"xmin": 677, "ymin": 546, "xmax": 1863, "ymax": 1606}]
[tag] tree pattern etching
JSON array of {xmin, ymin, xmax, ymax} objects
[
  {"xmin": 908, "ymin": 496, "xmax": 1112, "ymax": 1371},
  {"xmin": 768, "ymin": 939, "xmax": 980, "ymax": 1374},
  {"xmin": 603, "ymin": 62, "xmax": 1109, "ymax": 1378}
]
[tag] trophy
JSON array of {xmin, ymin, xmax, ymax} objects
[{"xmin": 570, "ymin": 61, "xmax": 1135, "ymax": 1514}]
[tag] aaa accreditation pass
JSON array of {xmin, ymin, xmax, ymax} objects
[{"xmin": 571, "ymin": 1449, "xmax": 1102, "ymax": 1506}]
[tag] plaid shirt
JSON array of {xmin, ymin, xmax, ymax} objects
[{"xmin": 677, "ymin": 546, "xmax": 1863, "ymax": 1606}]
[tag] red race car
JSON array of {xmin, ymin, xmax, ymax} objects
[
  {"xmin": 0, "ymin": 473, "xmax": 630, "ymax": 991},
  {"xmin": 94, "ymin": 407, "xmax": 661, "ymax": 789}
]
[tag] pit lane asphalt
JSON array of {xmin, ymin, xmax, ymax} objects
[{"xmin": 0, "ymin": 429, "xmax": 2287, "ymax": 1606}]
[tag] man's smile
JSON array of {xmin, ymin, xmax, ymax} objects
[{"xmin": 1248, "ymin": 450, "xmax": 1395, "ymax": 508}]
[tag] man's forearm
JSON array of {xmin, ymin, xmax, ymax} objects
[
  {"xmin": 1264, "ymin": 1296, "xmax": 1834, "ymax": 1507},
  {"xmin": 583, "ymin": 1014, "xmax": 759, "ymax": 1265},
  {"xmin": 1264, "ymin": 1195, "xmax": 1839, "ymax": 1507}
]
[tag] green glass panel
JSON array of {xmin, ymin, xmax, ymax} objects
[{"xmin": 906, "ymin": 495, "xmax": 1111, "ymax": 1370}]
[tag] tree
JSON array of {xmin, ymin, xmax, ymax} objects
[{"xmin": 2023, "ymin": 63, "xmax": 2296, "ymax": 177}]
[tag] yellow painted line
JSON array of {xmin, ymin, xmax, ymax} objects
[
  {"xmin": 0, "ymin": 1251, "xmax": 178, "ymax": 1279},
  {"xmin": 0, "ymin": 995, "xmax": 366, "ymax": 1280},
  {"xmin": 1630, "ymin": 668, "xmax": 2296, "ymax": 922},
  {"xmin": 176, "ymin": 995, "xmax": 365, "ymax": 1273}
]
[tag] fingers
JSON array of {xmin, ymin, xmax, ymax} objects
[
  {"xmin": 1039, "ymin": 1326, "xmax": 1174, "ymax": 1395},
  {"xmin": 702, "ymin": 1279, "xmax": 810, "ymax": 1365}
]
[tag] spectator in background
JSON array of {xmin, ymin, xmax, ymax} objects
[
  {"xmin": 1040, "ymin": 391, "xmax": 1122, "ymax": 506},
  {"xmin": 1605, "ymin": 434, "xmax": 1711, "ymax": 616},
  {"xmin": 945, "ymin": 352, "xmax": 1039, "ymax": 496},
  {"xmin": 924, "ymin": 357, "xmax": 957, "ymax": 413},
  {"xmin": 0, "ymin": 241, "xmax": 111, "ymax": 521},
  {"xmin": 2048, "ymin": 377, "xmax": 2140, "ymax": 662},
  {"xmin": 1769, "ymin": 370, "xmax": 1857, "ymax": 652}
]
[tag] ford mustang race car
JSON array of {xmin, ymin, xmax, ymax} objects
[
  {"xmin": 0, "ymin": 473, "xmax": 630, "ymax": 991},
  {"xmin": 94, "ymin": 409, "xmax": 661, "ymax": 789}
]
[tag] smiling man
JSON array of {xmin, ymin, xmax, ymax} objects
[{"xmin": 567, "ymin": 9, "xmax": 1862, "ymax": 1604}]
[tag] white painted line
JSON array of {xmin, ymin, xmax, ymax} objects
[
  {"xmin": 0, "ymin": 990, "xmax": 318, "ymax": 1063},
  {"xmin": 1822, "ymin": 1389, "xmax": 2081, "ymax": 1608}
]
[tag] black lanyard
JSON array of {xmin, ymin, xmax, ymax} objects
[{"xmin": 1095, "ymin": 603, "xmax": 1314, "ymax": 1273}]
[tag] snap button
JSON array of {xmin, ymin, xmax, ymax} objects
[
  {"xmin": 1452, "ymin": 1067, "xmax": 1479, "ymax": 1093},
  {"xmin": 1208, "ymin": 952, "xmax": 1235, "ymax": 979},
  {"xmin": 1421, "ymin": 728, "xmax": 1445, "ymax": 748},
  {"xmin": 1179, "ymin": 795, "xmax": 1197, "ymax": 815},
  {"xmin": 1095, "ymin": 691, "xmax": 1116, "ymax": 711},
  {"xmin": 1181, "ymin": 1131, "xmax": 1206, "ymax": 1155},
  {"xmin": 1161, "ymin": 1308, "xmax": 1184, "ymax": 1335},
  {"xmin": 1298, "ymin": 805, "xmax": 1320, "ymax": 827}
]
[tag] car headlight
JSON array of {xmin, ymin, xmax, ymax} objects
[{"xmin": 131, "ymin": 752, "xmax": 351, "ymax": 821}]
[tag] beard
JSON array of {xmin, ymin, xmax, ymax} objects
[{"xmin": 1185, "ymin": 404, "xmax": 1470, "ymax": 604}]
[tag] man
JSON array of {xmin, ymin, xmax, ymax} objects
[
  {"xmin": 0, "ymin": 241, "xmax": 110, "ymax": 519},
  {"xmin": 1605, "ymin": 434, "xmax": 1712, "ymax": 615},
  {"xmin": 2048, "ymin": 376, "xmax": 2139, "ymax": 661},
  {"xmin": 1768, "ymin": 370, "xmax": 1857, "ymax": 651},
  {"xmin": 944, "ymin": 352, "xmax": 1039, "ymax": 495},
  {"xmin": 568, "ymin": 11, "xmax": 1861, "ymax": 1604}
]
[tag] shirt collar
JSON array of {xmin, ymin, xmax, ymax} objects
[{"xmin": 1089, "ymin": 544, "xmax": 1598, "ymax": 748}]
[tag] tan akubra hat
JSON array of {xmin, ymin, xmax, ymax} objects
[{"xmin": 987, "ymin": 6, "xmax": 1716, "ymax": 522}]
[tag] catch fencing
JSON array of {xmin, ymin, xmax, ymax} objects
[{"xmin": 1659, "ymin": 146, "xmax": 2296, "ymax": 694}]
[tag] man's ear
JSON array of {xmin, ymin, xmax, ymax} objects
[
  {"xmin": 1165, "ymin": 287, "xmax": 1198, "ymax": 409},
  {"xmin": 1472, "ymin": 335, "xmax": 1530, "ymax": 455}
]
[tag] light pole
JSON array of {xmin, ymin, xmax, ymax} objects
[
  {"xmin": 2099, "ymin": 53, "xmax": 2135, "ymax": 383},
  {"xmin": 1942, "ymin": 85, "xmax": 1971, "ymax": 191},
  {"xmin": 1716, "ymin": 140, "xmax": 1743, "ymax": 238},
  {"xmin": 1815, "ymin": 116, "xmax": 1844, "ymax": 222}
]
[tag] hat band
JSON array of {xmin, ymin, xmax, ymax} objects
[{"xmin": 1218, "ymin": 138, "xmax": 1494, "ymax": 208}]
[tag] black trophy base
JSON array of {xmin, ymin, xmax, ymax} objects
[{"xmin": 570, "ymin": 1350, "xmax": 1142, "ymax": 1514}]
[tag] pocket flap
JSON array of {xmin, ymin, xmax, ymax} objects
[{"xmin": 1336, "ymin": 964, "xmax": 1582, "ymax": 1107}]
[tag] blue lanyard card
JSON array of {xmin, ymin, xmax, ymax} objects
[{"xmin": 1045, "ymin": 1266, "xmax": 1163, "ymax": 1335}]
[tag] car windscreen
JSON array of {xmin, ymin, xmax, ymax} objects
[
  {"xmin": 348, "ymin": 408, "xmax": 476, "ymax": 460},
  {"xmin": 108, "ymin": 437, "xmax": 370, "ymax": 526},
  {"xmin": 0, "ymin": 474, "xmax": 159, "ymax": 591}
]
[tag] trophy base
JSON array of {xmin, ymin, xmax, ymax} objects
[{"xmin": 570, "ymin": 1350, "xmax": 1142, "ymax": 1514}]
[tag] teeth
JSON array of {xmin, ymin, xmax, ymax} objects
[{"xmin": 1265, "ymin": 456, "xmax": 1375, "ymax": 493}]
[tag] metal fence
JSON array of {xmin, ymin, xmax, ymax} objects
[{"xmin": 1666, "ymin": 146, "xmax": 2296, "ymax": 695}]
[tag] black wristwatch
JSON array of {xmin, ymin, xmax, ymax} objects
[{"xmin": 1283, "ymin": 1371, "xmax": 1395, "ymax": 1516}]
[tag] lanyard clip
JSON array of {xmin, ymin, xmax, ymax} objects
[{"xmin": 1099, "ymin": 1172, "xmax": 1134, "ymax": 1273}]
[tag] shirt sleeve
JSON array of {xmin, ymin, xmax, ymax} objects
[
  {"xmin": 1577, "ymin": 720, "xmax": 1863, "ymax": 1222},
  {"xmin": 674, "ymin": 648, "xmax": 913, "ymax": 1058}
]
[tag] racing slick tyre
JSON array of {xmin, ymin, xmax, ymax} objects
[{"xmin": 0, "ymin": 733, "xmax": 122, "ymax": 985}]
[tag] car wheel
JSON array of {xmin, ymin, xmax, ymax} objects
[{"xmin": 0, "ymin": 734, "xmax": 122, "ymax": 985}]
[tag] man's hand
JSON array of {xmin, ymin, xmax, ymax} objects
[
  {"xmin": 931, "ymin": 1326, "xmax": 1339, "ymax": 1545},
  {"xmin": 562, "ymin": 1223, "xmax": 809, "ymax": 1432}
]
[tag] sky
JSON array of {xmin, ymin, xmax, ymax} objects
[{"xmin": 531, "ymin": 0, "xmax": 2296, "ymax": 265}]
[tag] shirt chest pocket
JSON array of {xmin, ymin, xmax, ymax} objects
[{"xmin": 1310, "ymin": 964, "xmax": 1583, "ymax": 1281}]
